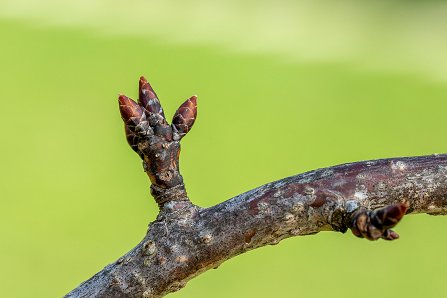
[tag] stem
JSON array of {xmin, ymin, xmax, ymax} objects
[{"xmin": 66, "ymin": 154, "xmax": 447, "ymax": 298}]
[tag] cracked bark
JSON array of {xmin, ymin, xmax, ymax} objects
[{"xmin": 65, "ymin": 77, "xmax": 447, "ymax": 298}]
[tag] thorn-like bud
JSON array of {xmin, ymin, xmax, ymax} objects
[
  {"xmin": 118, "ymin": 95, "xmax": 148, "ymax": 134},
  {"xmin": 139, "ymin": 76, "xmax": 165, "ymax": 118},
  {"xmin": 172, "ymin": 95, "xmax": 197, "ymax": 140}
]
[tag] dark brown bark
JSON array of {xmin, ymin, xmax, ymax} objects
[{"xmin": 65, "ymin": 77, "xmax": 447, "ymax": 298}]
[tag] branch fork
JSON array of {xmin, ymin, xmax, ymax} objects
[{"xmin": 65, "ymin": 76, "xmax": 447, "ymax": 298}]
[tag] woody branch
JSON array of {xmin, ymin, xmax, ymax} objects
[{"xmin": 65, "ymin": 77, "xmax": 447, "ymax": 298}]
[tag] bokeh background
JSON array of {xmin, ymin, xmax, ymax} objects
[{"xmin": 1, "ymin": 0, "xmax": 447, "ymax": 297}]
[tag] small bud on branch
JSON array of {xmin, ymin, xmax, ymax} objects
[
  {"xmin": 118, "ymin": 95, "xmax": 148, "ymax": 134},
  {"xmin": 350, "ymin": 201, "xmax": 409, "ymax": 241},
  {"xmin": 139, "ymin": 76, "xmax": 166, "ymax": 125},
  {"xmin": 172, "ymin": 95, "xmax": 198, "ymax": 140}
]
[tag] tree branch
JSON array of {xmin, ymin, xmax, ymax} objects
[{"xmin": 65, "ymin": 77, "xmax": 447, "ymax": 298}]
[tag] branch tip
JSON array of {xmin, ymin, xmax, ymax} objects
[{"xmin": 118, "ymin": 76, "xmax": 191, "ymax": 206}]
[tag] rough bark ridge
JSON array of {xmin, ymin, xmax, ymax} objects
[{"xmin": 66, "ymin": 77, "xmax": 447, "ymax": 298}]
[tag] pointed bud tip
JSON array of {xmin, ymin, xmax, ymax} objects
[
  {"xmin": 139, "ymin": 76, "xmax": 154, "ymax": 99},
  {"xmin": 139, "ymin": 76, "xmax": 148, "ymax": 86},
  {"xmin": 118, "ymin": 94, "xmax": 129, "ymax": 104},
  {"xmin": 118, "ymin": 94, "xmax": 138, "ymax": 106},
  {"xmin": 190, "ymin": 95, "xmax": 197, "ymax": 104}
]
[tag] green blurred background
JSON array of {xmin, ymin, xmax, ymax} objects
[{"xmin": 1, "ymin": 0, "xmax": 447, "ymax": 297}]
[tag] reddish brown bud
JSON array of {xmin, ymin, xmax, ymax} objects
[
  {"xmin": 138, "ymin": 76, "xmax": 165, "ymax": 118},
  {"xmin": 118, "ymin": 95, "xmax": 147, "ymax": 133},
  {"xmin": 172, "ymin": 95, "xmax": 198, "ymax": 140},
  {"xmin": 372, "ymin": 201, "xmax": 409, "ymax": 230},
  {"xmin": 350, "ymin": 202, "xmax": 409, "ymax": 241}
]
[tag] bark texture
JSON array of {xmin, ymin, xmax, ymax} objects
[{"xmin": 65, "ymin": 77, "xmax": 447, "ymax": 298}]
